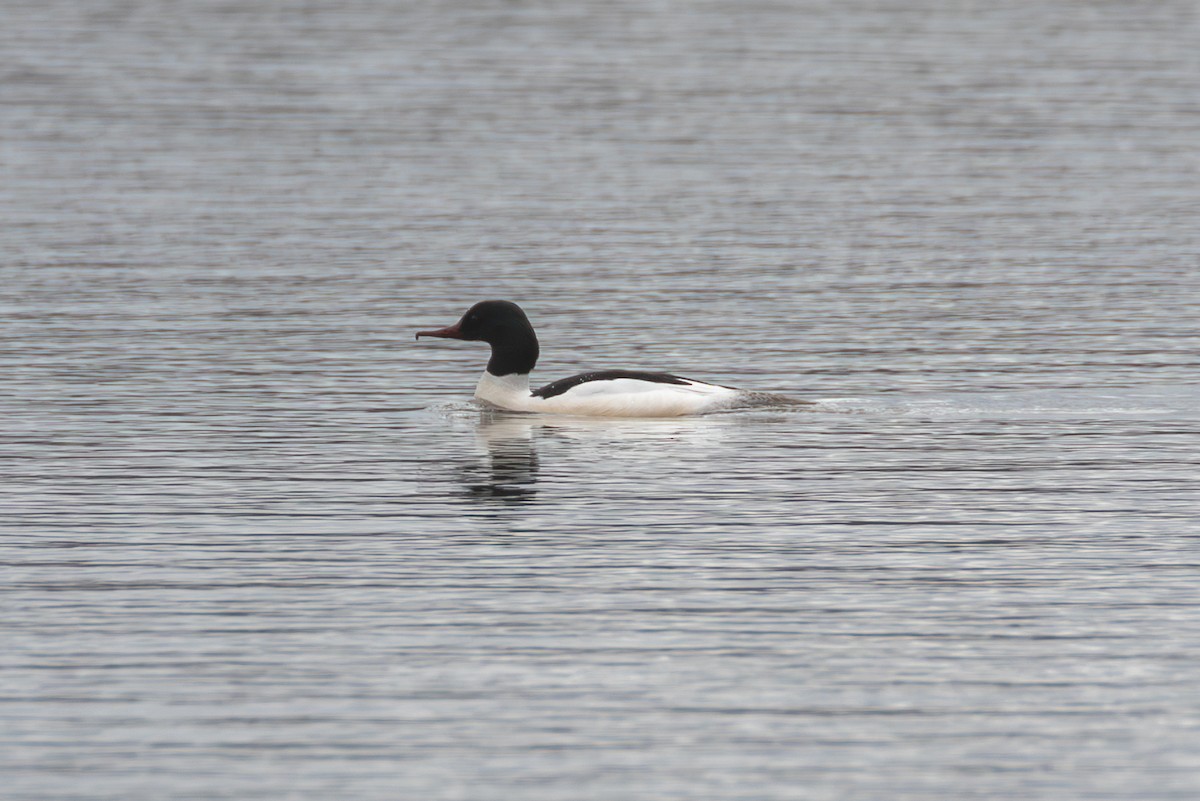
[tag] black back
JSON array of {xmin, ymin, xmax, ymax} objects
[
  {"xmin": 532, "ymin": 370, "xmax": 692, "ymax": 399},
  {"xmin": 456, "ymin": 300, "xmax": 540, "ymax": 376}
]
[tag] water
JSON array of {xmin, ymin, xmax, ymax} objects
[{"xmin": 3, "ymin": 1, "xmax": 1199, "ymax": 799}]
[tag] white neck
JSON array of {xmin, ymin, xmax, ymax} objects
[{"xmin": 474, "ymin": 371, "xmax": 532, "ymax": 411}]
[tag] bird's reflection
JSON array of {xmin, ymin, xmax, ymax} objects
[
  {"xmin": 456, "ymin": 409, "xmax": 756, "ymax": 507},
  {"xmin": 458, "ymin": 414, "xmax": 540, "ymax": 505}
]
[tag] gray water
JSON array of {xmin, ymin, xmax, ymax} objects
[{"xmin": 3, "ymin": 2, "xmax": 1200, "ymax": 799}]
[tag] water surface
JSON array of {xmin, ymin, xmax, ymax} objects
[{"xmin": 2, "ymin": 2, "xmax": 1199, "ymax": 799}]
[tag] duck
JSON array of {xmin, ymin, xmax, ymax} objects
[{"xmin": 417, "ymin": 300, "xmax": 758, "ymax": 417}]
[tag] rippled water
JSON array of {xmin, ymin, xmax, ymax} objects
[{"xmin": 3, "ymin": 2, "xmax": 1199, "ymax": 799}]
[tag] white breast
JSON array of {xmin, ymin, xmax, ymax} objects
[{"xmin": 473, "ymin": 371, "xmax": 742, "ymax": 417}]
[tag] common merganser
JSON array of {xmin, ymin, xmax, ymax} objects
[{"xmin": 417, "ymin": 300, "xmax": 778, "ymax": 417}]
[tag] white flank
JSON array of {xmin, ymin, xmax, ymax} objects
[{"xmin": 473, "ymin": 371, "xmax": 742, "ymax": 417}]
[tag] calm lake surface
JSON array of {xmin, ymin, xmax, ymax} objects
[{"xmin": 3, "ymin": 2, "xmax": 1199, "ymax": 799}]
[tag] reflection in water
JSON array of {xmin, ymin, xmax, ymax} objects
[
  {"xmin": 459, "ymin": 415, "xmax": 540, "ymax": 505},
  {"xmin": 456, "ymin": 409, "xmax": 751, "ymax": 507}
]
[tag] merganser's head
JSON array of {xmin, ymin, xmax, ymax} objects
[{"xmin": 417, "ymin": 300, "xmax": 540, "ymax": 376}]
